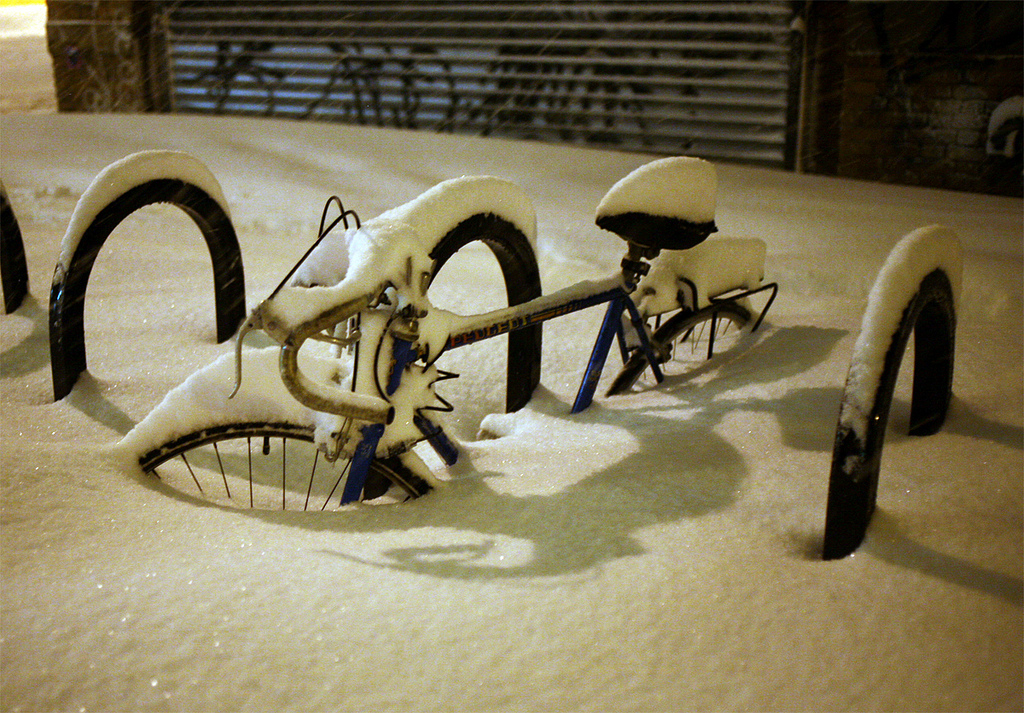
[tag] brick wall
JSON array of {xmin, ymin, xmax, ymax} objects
[
  {"xmin": 803, "ymin": 1, "xmax": 1023, "ymax": 197},
  {"xmin": 46, "ymin": 0, "xmax": 170, "ymax": 113}
]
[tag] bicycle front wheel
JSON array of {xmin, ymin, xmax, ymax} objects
[
  {"xmin": 607, "ymin": 301, "xmax": 752, "ymax": 395},
  {"xmin": 139, "ymin": 422, "xmax": 431, "ymax": 510}
]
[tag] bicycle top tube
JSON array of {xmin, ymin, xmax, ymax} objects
[{"xmin": 439, "ymin": 274, "xmax": 627, "ymax": 351}]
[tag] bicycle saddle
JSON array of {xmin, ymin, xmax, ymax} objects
[{"xmin": 596, "ymin": 156, "xmax": 718, "ymax": 252}]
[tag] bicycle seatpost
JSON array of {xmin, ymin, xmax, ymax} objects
[{"xmin": 620, "ymin": 241, "xmax": 659, "ymax": 291}]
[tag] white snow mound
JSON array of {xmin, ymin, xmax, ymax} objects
[
  {"xmin": 596, "ymin": 156, "xmax": 716, "ymax": 223},
  {"xmin": 116, "ymin": 347, "xmax": 324, "ymax": 461},
  {"xmin": 378, "ymin": 174, "xmax": 537, "ymax": 251},
  {"xmin": 635, "ymin": 237, "xmax": 766, "ymax": 315}
]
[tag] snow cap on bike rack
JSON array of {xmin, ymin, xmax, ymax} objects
[
  {"xmin": 596, "ymin": 156, "xmax": 716, "ymax": 226},
  {"xmin": 375, "ymin": 175, "xmax": 537, "ymax": 253},
  {"xmin": 57, "ymin": 150, "xmax": 232, "ymax": 271},
  {"xmin": 839, "ymin": 225, "xmax": 962, "ymax": 440},
  {"xmin": 289, "ymin": 175, "xmax": 537, "ymax": 291}
]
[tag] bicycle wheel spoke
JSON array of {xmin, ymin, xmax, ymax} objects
[
  {"xmin": 213, "ymin": 442, "xmax": 230, "ymax": 498},
  {"xmin": 322, "ymin": 457, "xmax": 352, "ymax": 511},
  {"xmin": 304, "ymin": 449, "xmax": 319, "ymax": 511},
  {"xmin": 180, "ymin": 453, "xmax": 203, "ymax": 493},
  {"xmin": 247, "ymin": 437, "xmax": 253, "ymax": 508},
  {"xmin": 691, "ymin": 320, "xmax": 708, "ymax": 354}
]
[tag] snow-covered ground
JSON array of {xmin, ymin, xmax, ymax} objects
[
  {"xmin": 2, "ymin": 110, "xmax": 1021, "ymax": 713},
  {"xmin": 0, "ymin": 2, "xmax": 56, "ymax": 115},
  {"xmin": 1, "ymin": 7, "xmax": 1022, "ymax": 712}
]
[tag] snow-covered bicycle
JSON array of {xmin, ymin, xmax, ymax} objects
[{"xmin": 121, "ymin": 156, "xmax": 777, "ymax": 510}]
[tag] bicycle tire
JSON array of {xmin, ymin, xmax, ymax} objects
[
  {"xmin": 607, "ymin": 300, "xmax": 752, "ymax": 395},
  {"xmin": 140, "ymin": 421, "xmax": 430, "ymax": 510}
]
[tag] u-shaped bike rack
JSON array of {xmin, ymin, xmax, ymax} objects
[
  {"xmin": 823, "ymin": 246, "xmax": 959, "ymax": 560},
  {"xmin": 1, "ymin": 185, "xmax": 29, "ymax": 314},
  {"xmin": 428, "ymin": 212, "xmax": 543, "ymax": 414},
  {"xmin": 50, "ymin": 176, "xmax": 246, "ymax": 400}
]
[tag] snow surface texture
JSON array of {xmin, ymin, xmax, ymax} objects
[
  {"xmin": 1, "ymin": 113, "xmax": 1022, "ymax": 712},
  {"xmin": 839, "ymin": 226, "xmax": 963, "ymax": 440},
  {"xmin": 596, "ymin": 155, "xmax": 716, "ymax": 223}
]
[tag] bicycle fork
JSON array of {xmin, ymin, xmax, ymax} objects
[{"xmin": 339, "ymin": 335, "xmax": 458, "ymax": 504}]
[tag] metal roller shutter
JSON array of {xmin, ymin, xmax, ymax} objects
[{"xmin": 163, "ymin": 1, "xmax": 799, "ymax": 166}]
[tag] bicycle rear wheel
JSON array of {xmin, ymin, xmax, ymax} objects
[
  {"xmin": 607, "ymin": 301, "xmax": 752, "ymax": 395},
  {"xmin": 139, "ymin": 422, "xmax": 431, "ymax": 510}
]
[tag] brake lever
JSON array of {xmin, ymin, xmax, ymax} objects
[{"xmin": 228, "ymin": 316, "xmax": 256, "ymax": 399}]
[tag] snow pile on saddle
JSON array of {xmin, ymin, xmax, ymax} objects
[
  {"xmin": 595, "ymin": 157, "xmax": 717, "ymax": 251},
  {"xmin": 839, "ymin": 225, "xmax": 962, "ymax": 439},
  {"xmin": 57, "ymin": 150, "xmax": 231, "ymax": 271},
  {"xmin": 597, "ymin": 156, "xmax": 716, "ymax": 225}
]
